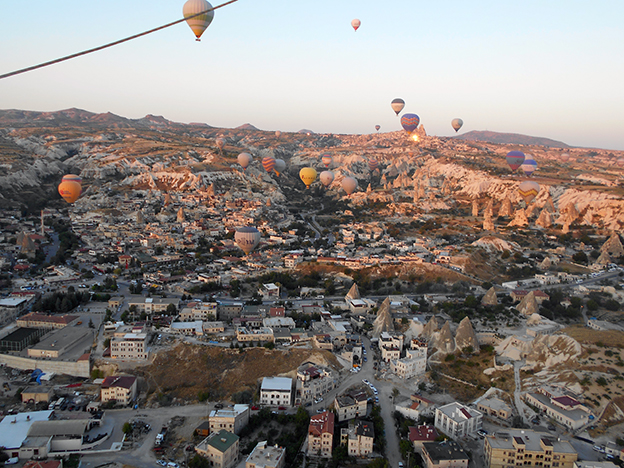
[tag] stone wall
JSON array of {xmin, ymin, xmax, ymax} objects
[{"xmin": 0, "ymin": 354, "xmax": 90, "ymax": 378}]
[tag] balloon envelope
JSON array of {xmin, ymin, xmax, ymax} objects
[
  {"xmin": 521, "ymin": 155, "xmax": 537, "ymax": 176},
  {"xmin": 215, "ymin": 138, "xmax": 225, "ymax": 149},
  {"xmin": 368, "ymin": 159, "xmax": 379, "ymax": 172},
  {"xmin": 321, "ymin": 154, "xmax": 333, "ymax": 168},
  {"xmin": 342, "ymin": 177, "xmax": 358, "ymax": 195},
  {"xmin": 320, "ymin": 170, "xmax": 335, "ymax": 187},
  {"xmin": 400, "ymin": 113, "xmax": 420, "ymax": 133},
  {"xmin": 451, "ymin": 118, "xmax": 463, "ymax": 132},
  {"xmin": 262, "ymin": 157, "xmax": 276, "ymax": 173},
  {"xmin": 274, "ymin": 159, "xmax": 286, "ymax": 176},
  {"xmin": 237, "ymin": 153, "xmax": 252, "ymax": 170},
  {"xmin": 299, "ymin": 167, "xmax": 317, "ymax": 188},
  {"xmin": 183, "ymin": 0, "xmax": 214, "ymax": 40},
  {"xmin": 234, "ymin": 226, "xmax": 261, "ymax": 255},
  {"xmin": 58, "ymin": 180, "xmax": 81, "ymax": 204},
  {"xmin": 275, "ymin": 130, "xmax": 282, "ymax": 138},
  {"xmin": 391, "ymin": 98, "xmax": 405, "ymax": 116},
  {"xmin": 506, "ymin": 151, "xmax": 525, "ymax": 171},
  {"xmin": 375, "ymin": 125, "xmax": 381, "ymax": 132},
  {"xmin": 62, "ymin": 174, "xmax": 82, "ymax": 185},
  {"xmin": 518, "ymin": 180, "xmax": 540, "ymax": 204},
  {"xmin": 351, "ymin": 19, "xmax": 361, "ymax": 31}
]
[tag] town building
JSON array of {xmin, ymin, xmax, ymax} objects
[
  {"xmin": 295, "ymin": 362, "xmax": 335, "ymax": 405},
  {"xmin": 0, "ymin": 410, "xmax": 54, "ymax": 460},
  {"xmin": 100, "ymin": 375, "xmax": 138, "ymax": 405},
  {"xmin": 422, "ymin": 440, "xmax": 469, "ymax": 468},
  {"xmin": 260, "ymin": 377, "xmax": 293, "ymax": 407},
  {"xmin": 434, "ymin": 402, "xmax": 483, "ymax": 439},
  {"xmin": 484, "ymin": 429, "xmax": 578, "ymax": 468},
  {"xmin": 340, "ymin": 419, "xmax": 374, "ymax": 458},
  {"xmin": 27, "ymin": 327, "xmax": 93, "ymax": 359},
  {"xmin": 334, "ymin": 389, "xmax": 368, "ymax": 422},
  {"xmin": 378, "ymin": 332, "xmax": 403, "ymax": 362},
  {"xmin": 477, "ymin": 398, "xmax": 512, "ymax": 420},
  {"xmin": 307, "ymin": 411, "xmax": 335, "ymax": 458},
  {"xmin": 209, "ymin": 405, "xmax": 250, "ymax": 435},
  {"xmin": 16, "ymin": 313, "xmax": 80, "ymax": 330},
  {"xmin": 110, "ymin": 329, "xmax": 149, "ymax": 360},
  {"xmin": 246, "ymin": 441, "xmax": 286, "ymax": 468},
  {"xmin": 195, "ymin": 429, "xmax": 240, "ymax": 468},
  {"xmin": 127, "ymin": 296, "xmax": 180, "ymax": 315},
  {"xmin": 409, "ymin": 425, "xmax": 439, "ymax": 452},
  {"xmin": 236, "ymin": 327, "xmax": 274, "ymax": 343},
  {"xmin": 21, "ymin": 387, "xmax": 54, "ymax": 404},
  {"xmin": 391, "ymin": 347, "xmax": 427, "ymax": 379},
  {"xmin": 259, "ymin": 283, "xmax": 280, "ymax": 300},
  {"xmin": 524, "ymin": 392, "xmax": 593, "ymax": 430}
]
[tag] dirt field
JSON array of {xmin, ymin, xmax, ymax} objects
[
  {"xmin": 134, "ymin": 344, "xmax": 339, "ymax": 403},
  {"xmin": 562, "ymin": 325, "xmax": 624, "ymax": 348}
]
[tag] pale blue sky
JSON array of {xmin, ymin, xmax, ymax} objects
[{"xmin": 1, "ymin": 1, "xmax": 624, "ymax": 150}]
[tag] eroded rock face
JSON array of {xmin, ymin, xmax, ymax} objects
[
  {"xmin": 420, "ymin": 316, "xmax": 440, "ymax": 341},
  {"xmin": 346, "ymin": 283, "xmax": 360, "ymax": 301},
  {"xmin": 602, "ymin": 232, "xmax": 624, "ymax": 257},
  {"xmin": 482, "ymin": 287, "xmax": 498, "ymax": 306},
  {"xmin": 431, "ymin": 321, "xmax": 456, "ymax": 355},
  {"xmin": 536, "ymin": 208, "xmax": 553, "ymax": 228},
  {"xmin": 517, "ymin": 291, "xmax": 539, "ymax": 316},
  {"xmin": 508, "ymin": 208, "xmax": 528, "ymax": 227},
  {"xmin": 372, "ymin": 297, "xmax": 394, "ymax": 338},
  {"xmin": 455, "ymin": 317, "xmax": 479, "ymax": 353},
  {"xmin": 525, "ymin": 334, "xmax": 582, "ymax": 369}
]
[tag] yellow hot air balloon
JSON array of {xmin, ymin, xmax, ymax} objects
[
  {"xmin": 299, "ymin": 167, "xmax": 317, "ymax": 188},
  {"xmin": 58, "ymin": 180, "xmax": 81, "ymax": 204},
  {"xmin": 183, "ymin": 0, "xmax": 215, "ymax": 41}
]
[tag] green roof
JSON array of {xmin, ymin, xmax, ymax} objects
[{"xmin": 207, "ymin": 429, "xmax": 239, "ymax": 452}]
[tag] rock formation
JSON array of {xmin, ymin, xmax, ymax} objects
[
  {"xmin": 508, "ymin": 208, "xmax": 528, "ymax": 227},
  {"xmin": 601, "ymin": 232, "xmax": 624, "ymax": 257},
  {"xmin": 483, "ymin": 214, "xmax": 495, "ymax": 231},
  {"xmin": 136, "ymin": 210, "xmax": 145, "ymax": 224},
  {"xmin": 420, "ymin": 316, "xmax": 439, "ymax": 341},
  {"xmin": 539, "ymin": 257, "xmax": 552, "ymax": 270},
  {"xmin": 454, "ymin": 317, "xmax": 479, "ymax": 353},
  {"xmin": 594, "ymin": 251, "xmax": 611, "ymax": 267},
  {"xmin": 177, "ymin": 207, "xmax": 185, "ymax": 223},
  {"xmin": 431, "ymin": 321, "xmax": 455, "ymax": 354},
  {"xmin": 345, "ymin": 283, "xmax": 360, "ymax": 301},
  {"xmin": 481, "ymin": 287, "xmax": 498, "ymax": 306},
  {"xmin": 472, "ymin": 199, "xmax": 479, "ymax": 217},
  {"xmin": 535, "ymin": 208, "xmax": 552, "ymax": 228},
  {"xmin": 498, "ymin": 197, "xmax": 513, "ymax": 217},
  {"xmin": 517, "ymin": 291, "xmax": 539, "ymax": 316},
  {"xmin": 372, "ymin": 297, "xmax": 394, "ymax": 338}
]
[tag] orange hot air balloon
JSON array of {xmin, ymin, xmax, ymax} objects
[
  {"xmin": 58, "ymin": 180, "xmax": 81, "ymax": 204},
  {"xmin": 262, "ymin": 157, "xmax": 276, "ymax": 173},
  {"xmin": 321, "ymin": 154, "xmax": 333, "ymax": 168},
  {"xmin": 299, "ymin": 167, "xmax": 317, "ymax": 188}
]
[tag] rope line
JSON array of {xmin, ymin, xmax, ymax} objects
[{"xmin": 0, "ymin": 0, "xmax": 239, "ymax": 81}]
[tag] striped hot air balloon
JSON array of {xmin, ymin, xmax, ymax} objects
[
  {"xmin": 262, "ymin": 157, "xmax": 276, "ymax": 173},
  {"xmin": 183, "ymin": 0, "xmax": 215, "ymax": 41},
  {"xmin": 368, "ymin": 159, "xmax": 379, "ymax": 172},
  {"xmin": 506, "ymin": 151, "xmax": 525, "ymax": 171},
  {"xmin": 391, "ymin": 98, "xmax": 405, "ymax": 116},
  {"xmin": 62, "ymin": 174, "xmax": 82, "ymax": 185},
  {"xmin": 321, "ymin": 154, "xmax": 333, "ymax": 168},
  {"xmin": 400, "ymin": 113, "xmax": 420, "ymax": 133},
  {"xmin": 518, "ymin": 180, "xmax": 540, "ymax": 204},
  {"xmin": 521, "ymin": 155, "xmax": 537, "ymax": 177}
]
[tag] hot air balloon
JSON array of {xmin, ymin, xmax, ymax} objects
[
  {"xmin": 237, "ymin": 153, "xmax": 252, "ymax": 170},
  {"xmin": 262, "ymin": 157, "xmax": 276, "ymax": 173},
  {"xmin": 58, "ymin": 180, "xmax": 81, "ymax": 204},
  {"xmin": 321, "ymin": 154, "xmax": 333, "ymax": 168},
  {"xmin": 391, "ymin": 98, "xmax": 405, "ymax": 116},
  {"xmin": 215, "ymin": 138, "xmax": 225, "ymax": 150},
  {"xmin": 375, "ymin": 125, "xmax": 381, "ymax": 132},
  {"xmin": 521, "ymin": 154, "xmax": 537, "ymax": 177},
  {"xmin": 275, "ymin": 130, "xmax": 282, "ymax": 138},
  {"xmin": 351, "ymin": 19, "xmax": 361, "ymax": 31},
  {"xmin": 560, "ymin": 152, "xmax": 570, "ymax": 162},
  {"xmin": 368, "ymin": 159, "xmax": 379, "ymax": 172},
  {"xmin": 320, "ymin": 170, "xmax": 335, "ymax": 187},
  {"xmin": 183, "ymin": 0, "xmax": 215, "ymax": 41},
  {"xmin": 274, "ymin": 159, "xmax": 286, "ymax": 176},
  {"xmin": 234, "ymin": 226, "xmax": 261, "ymax": 255},
  {"xmin": 518, "ymin": 180, "xmax": 540, "ymax": 204},
  {"xmin": 62, "ymin": 174, "xmax": 82, "ymax": 185},
  {"xmin": 451, "ymin": 118, "xmax": 463, "ymax": 133},
  {"xmin": 400, "ymin": 113, "xmax": 420, "ymax": 133},
  {"xmin": 506, "ymin": 151, "xmax": 525, "ymax": 171},
  {"xmin": 342, "ymin": 177, "xmax": 358, "ymax": 196},
  {"xmin": 299, "ymin": 167, "xmax": 317, "ymax": 188},
  {"xmin": 617, "ymin": 157, "xmax": 624, "ymax": 167}
]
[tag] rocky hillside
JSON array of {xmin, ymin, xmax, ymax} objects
[{"xmin": 453, "ymin": 130, "xmax": 570, "ymax": 148}]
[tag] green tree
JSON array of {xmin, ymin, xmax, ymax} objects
[{"xmin": 122, "ymin": 422, "xmax": 133, "ymax": 434}]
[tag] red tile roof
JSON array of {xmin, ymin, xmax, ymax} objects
[
  {"xmin": 409, "ymin": 425, "xmax": 438, "ymax": 443},
  {"xmin": 309, "ymin": 411, "xmax": 335, "ymax": 437},
  {"xmin": 102, "ymin": 375, "xmax": 136, "ymax": 389}
]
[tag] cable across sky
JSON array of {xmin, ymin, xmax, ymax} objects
[{"xmin": 0, "ymin": 0, "xmax": 239, "ymax": 81}]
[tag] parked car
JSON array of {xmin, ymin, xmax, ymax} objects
[
  {"xmin": 278, "ymin": 406, "xmax": 286, "ymax": 410},
  {"xmin": 251, "ymin": 406, "xmax": 259, "ymax": 410}
]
